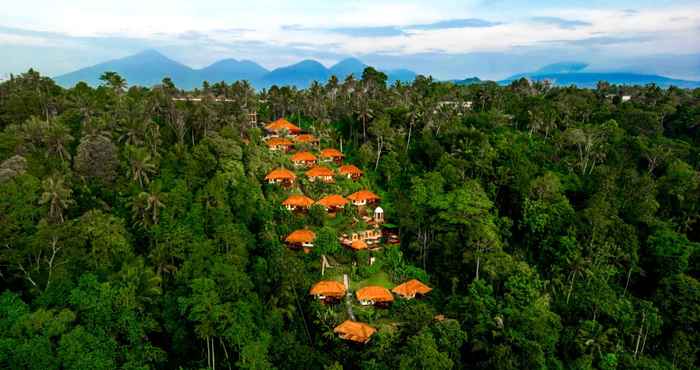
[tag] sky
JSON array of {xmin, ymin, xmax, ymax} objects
[{"xmin": 1, "ymin": 0, "xmax": 699, "ymax": 80}]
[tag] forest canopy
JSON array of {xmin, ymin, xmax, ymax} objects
[{"xmin": 1, "ymin": 68, "xmax": 700, "ymax": 369}]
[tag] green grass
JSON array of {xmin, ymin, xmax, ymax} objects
[{"xmin": 350, "ymin": 271, "xmax": 393, "ymax": 290}]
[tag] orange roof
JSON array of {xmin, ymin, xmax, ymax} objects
[
  {"xmin": 356, "ymin": 286, "xmax": 394, "ymax": 302},
  {"xmin": 347, "ymin": 190, "xmax": 380, "ymax": 202},
  {"xmin": 294, "ymin": 134, "xmax": 318, "ymax": 143},
  {"xmin": 265, "ymin": 168, "xmax": 297, "ymax": 181},
  {"xmin": 309, "ymin": 280, "xmax": 346, "ymax": 297},
  {"xmin": 339, "ymin": 165, "xmax": 363, "ymax": 175},
  {"xmin": 350, "ymin": 240, "xmax": 368, "ymax": 250},
  {"xmin": 317, "ymin": 194, "xmax": 348, "ymax": 208},
  {"xmin": 392, "ymin": 279, "xmax": 432, "ymax": 298},
  {"xmin": 291, "ymin": 151, "xmax": 317, "ymax": 162},
  {"xmin": 320, "ymin": 148, "xmax": 344, "ymax": 158},
  {"xmin": 334, "ymin": 320, "xmax": 376, "ymax": 343},
  {"xmin": 265, "ymin": 118, "xmax": 302, "ymax": 134},
  {"xmin": 285, "ymin": 229, "xmax": 316, "ymax": 243},
  {"xmin": 282, "ymin": 194, "xmax": 315, "ymax": 208},
  {"xmin": 306, "ymin": 166, "xmax": 334, "ymax": 177},
  {"xmin": 265, "ymin": 137, "xmax": 293, "ymax": 147}
]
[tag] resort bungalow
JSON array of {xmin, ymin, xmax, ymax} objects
[
  {"xmin": 320, "ymin": 148, "xmax": 344, "ymax": 164},
  {"xmin": 265, "ymin": 118, "xmax": 302, "ymax": 136},
  {"xmin": 265, "ymin": 137, "xmax": 294, "ymax": 152},
  {"xmin": 347, "ymin": 190, "xmax": 380, "ymax": 207},
  {"xmin": 265, "ymin": 168, "xmax": 296, "ymax": 186},
  {"xmin": 334, "ymin": 320, "xmax": 376, "ymax": 344},
  {"xmin": 306, "ymin": 166, "xmax": 335, "ymax": 183},
  {"xmin": 294, "ymin": 134, "xmax": 319, "ymax": 146},
  {"xmin": 349, "ymin": 239, "xmax": 368, "ymax": 251},
  {"xmin": 309, "ymin": 280, "xmax": 346, "ymax": 303},
  {"xmin": 339, "ymin": 164, "xmax": 363, "ymax": 180},
  {"xmin": 392, "ymin": 279, "xmax": 432, "ymax": 300},
  {"xmin": 290, "ymin": 151, "xmax": 317, "ymax": 167},
  {"xmin": 356, "ymin": 286, "xmax": 394, "ymax": 307},
  {"xmin": 285, "ymin": 229, "xmax": 316, "ymax": 250},
  {"xmin": 316, "ymin": 194, "xmax": 348, "ymax": 212},
  {"xmin": 282, "ymin": 194, "xmax": 315, "ymax": 212},
  {"xmin": 348, "ymin": 229, "xmax": 382, "ymax": 246}
]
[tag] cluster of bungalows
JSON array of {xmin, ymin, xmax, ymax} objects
[
  {"xmin": 261, "ymin": 118, "xmax": 409, "ymax": 344},
  {"xmin": 309, "ymin": 279, "xmax": 433, "ymax": 343},
  {"xmin": 309, "ymin": 279, "xmax": 432, "ymax": 305}
]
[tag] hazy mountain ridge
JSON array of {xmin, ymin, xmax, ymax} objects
[
  {"xmin": 54, "ymin": 51, "xmax": 700, "ymax": 90},
  {"xmin": 499, "ymin": 62, "xmax": 700, "ymax": 88},
  {"xmin": 55, "ymin": 50, "xmax": 416, "ymax": 90}
]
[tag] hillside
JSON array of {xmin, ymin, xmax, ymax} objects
[
  {"xmin": 54, "ymin": 51, "xmax": 419, "ymax": 90},
  {"xmin": 55, "ymin": 49, "xmax": 199, "ymax": 88},
  {"xmin": 501, "ymin": 72, "xmax": 700, "ymax": 88}
]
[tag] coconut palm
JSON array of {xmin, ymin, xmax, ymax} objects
[
  {"xmin": 99, "ymin": 71, "xmax": 127, "ymax": 94},
  {"xmin": 130, "ymin": 186, "xmax": 165, "ymax": 227},
  {"xmin": 39, "ymin": 175, "xmax": 74, "ymax": 224},
  {"xmin": 127, "ymin": 145, "xmax": 157, "ymax": 188}
]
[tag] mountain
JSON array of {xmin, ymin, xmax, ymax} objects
[
  {"xmin": 54, "ymin": 50, "xmax": 419, "ymax": 89},
  {"xmin": 198, "ymin": 59, "xmax": 269, "ymax": 84},
  {"xmin": 386, "ymin": 69, "xmax": 417, "ymax": 84},
  {"xmin": 535, "ymin": 62, "xmax": 588, "ymax": 74},
  {"xmin": 501, "ymin": 72, "xmax": 700, "ymax": 88},
  {"xmin": 328, "ymin": 58, "xmax": 367, "ymax": 79},
  {"xmin": 55, "ymin": 50, "xmax": 198, "ymax": 88},
  {"xmin": 259, "ymin": 60, "xmax": 330, "ymax": 89},
  {"xmin": 501, "ymin": 62, "xmax": 700, "ymax": 88},
  {"xmin": 451, "ymin": 77, "xmax": 483, "ymax": 86}
]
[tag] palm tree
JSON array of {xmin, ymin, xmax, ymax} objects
[
  {"xmin": 99, "ymin": 71, "xmax": 127, "ymax": 94},
  {"xmin": 127, "ymin": 146, "xmax": 157, "ymax": 188},
  {"xmin": 355, "ymin": 92, "xmax": 373, "ymax": 142},
  {"xmin": 39, "ymin": 175, "xmax": 74, "ymax": 224},
  {"xmin": 130, "ymin": 187, "xmax": 165, "ymax": 227},
  {"xmin": 44, "ymin": 121, "xmax": 74, "ymax": 162}
]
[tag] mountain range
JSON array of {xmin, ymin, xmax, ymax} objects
[
  {"xmin": 499, "ymin": 62, "xmax": 700, "ymax": 88},
  {"xmin": 54, "ymin": 50, "xmax": 416, "ymax": 90},
  {"xmin": 54, "ymin": 50, "xmax": 700, "ymax": 90}
]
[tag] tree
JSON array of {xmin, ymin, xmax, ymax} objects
[
  {"xmin": 99, "ymin": 72, "xmax": 127, "ymax": 94},
  {"xmin": 39, "ymin": 175, "xmax": 73, "ymax": 224},
  {"xmin": 433, "ymin": 180, "xmax": 501, "ymax": 281},
  {"xmin": 74, "ymin": 129, "xmax": 119, "ymax": 185},
  {"xmin": 126, "ymin": 145, "xmax": 157, "ymax": 188}
]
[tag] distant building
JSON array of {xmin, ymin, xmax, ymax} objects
[
  {"xmin": 334, "ymin": 320, "xmax": 376, "ymax": 343},
  {"xmin": 265, "ymin": 137, "xmax": 294, "ymax": 152},
  {"xmin": 319, "ymin": 148, "xmax": 344, "ymax": 164},
  {"xmin": 265, "ymin": 168, "xmax": 296, "ymax": 186},
  {"xmin": 317, "ymin": 194, "xmax": 348, "ymax": 212},
  {"xmin": 294, "ymin": 134, "xmax": 319, "ymax": 146},
  {"xmin": 339, "ymin": 164, "xmax": 363, "ymax": 180},
  {"xmin": 309, "ymin": 280, "xmax": 345, "ymax": 303},
  {"xmin": 347, "ymin": 190, "xmax": 380, "ymax": 207},
  {"xmin": 265, "ymin": 118, "xmax": 302, "ymax": 136},
  {"xmin": 290, "ymin": 151, "xmax": 317, "ymax": 167},
  {"xmin": 356, "ymin": 286, "xmax": 394, "ymax": 306},
  {"xmin": 282, "ymin": 194, "xmax": 315, "ymax": 212},
  {"xmin": 306, "ymin": 165, "xmax": 335, "ymax": 183},
  {"xmin": 285, "ymin": 229, "xmax": 316, "ymax": 250},
  {"xmin": 392, "ymin": 279, "xmax": 432, "ymax": 299}
]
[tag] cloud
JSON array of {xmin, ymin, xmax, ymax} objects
[
  {"xmin": 282, "ymin": 18, "xmax": 500, "ymax": 38},
  {"xmin": 531, "ymin": 16, "xmax": 592, "ymax": 29},
  {"xmin": 406, "ymin": 18, "xmax": 502, "ymax": 30},
  {"xmin": 545, "ymin": 35, "xmax": 651, "ymax": 46},
  {"xmin": 327, "ymin": 26, "xmax": 406, "ymax": 37}
]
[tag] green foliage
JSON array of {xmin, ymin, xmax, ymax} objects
[{"xmin": 1, "ymin": 69, "xmax": 699, "ymax": 369}]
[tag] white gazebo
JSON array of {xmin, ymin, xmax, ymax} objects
[{"xmin": 373, "ymin": 206, "xmax": 384, "ymax": 224}]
